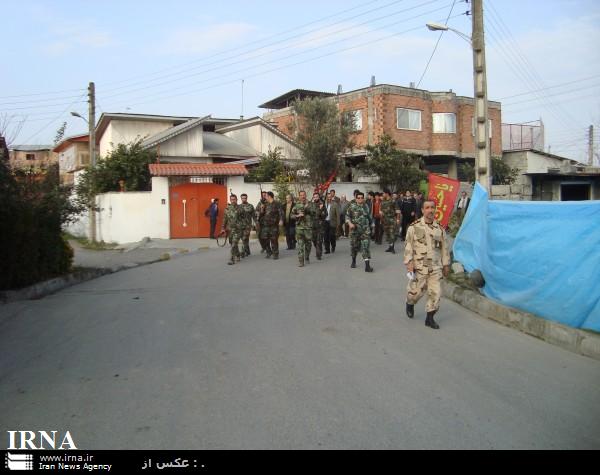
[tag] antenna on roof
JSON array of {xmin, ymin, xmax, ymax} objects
[
  {"xmin": 240, "ymin": 79, "xmax": 244, "ymax": 121},
  {"xmin": 370, "ymin": 76, "xmax": 376, "ymax": 87}
]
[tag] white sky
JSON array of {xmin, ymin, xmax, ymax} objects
[{"xmin": 1, "ymin": 0, "xmax": 599, "ymax": 163}]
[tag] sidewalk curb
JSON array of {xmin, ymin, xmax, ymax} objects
[
  {"xmin": 442, "ymin": 280, "xmax": 600, "ymax": 361},
  {"xmin": 0, "ymin": 249, "xmax": 204, "ymax": 304}
]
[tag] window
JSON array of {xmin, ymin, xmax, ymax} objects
[
  {"xmin": 26, "ymin": 153, "xmax": 35, "ymax": 160},
  {"xmin": 344, "ymin": 110, "xmax": 363, "ymax": 131},
  {"xmin": 432, "ymin": 113, "xmax": 456, "ymax": 133},
  {"xmin": 79, "ymin": 152, "xmax": 90, "ymax": 165},
  {"xmin": 396, "ymin": 108, "xmax": 421, "ymax": 131},
  {"xmin": 472, "ymin": 118, "xmax": 493, "ymax": 138}
]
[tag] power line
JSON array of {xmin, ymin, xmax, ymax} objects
[
  {"xmin": 498, "ymin": 74, "xmax": 600, "ymax": 100},
  {"xmin": 0, "ymin": 87, "xmax": 86, "ymax": 100},
  {"xmin": 99, "ymin": 0, "xmax": 386, "ymax": 89},
  {"xmin": 100, "ymin": 0, "xmax": 447, "ymax": 100},
  {"xmin": 102, "ymin": 4, "xmax": 461, "ymax": 110},
  {"xmin": 502, "ymin": 82, "xmax": 600, "ymax": 107}
]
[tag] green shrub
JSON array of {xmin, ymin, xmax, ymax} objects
[{"xmin": 0, "ymin": 161, "xmax": 78, "ymax": 290}]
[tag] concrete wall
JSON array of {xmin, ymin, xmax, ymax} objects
[
  {"xmin": 226, "ymin": 177, "xmax": 382, "ymax": 205},
  {"xmin": 99, "ymin": 120, "xmax": 174, "ymax": 158},
  {"xmin": 222, "ymin": 123, "xmax": 302, "ymax": 162}
]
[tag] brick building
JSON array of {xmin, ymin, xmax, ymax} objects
[
  {"xmin": 260, "ymin": 84, "xmax": 502, "ymax": 181},
  {"xmin": 8, "ymin": 145, "xmax": 57, "ymax": 173}
]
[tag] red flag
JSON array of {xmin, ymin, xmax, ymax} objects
[
  {"xmin": 315, "ymin": 170, "xmax": 337, "ymax": 194},
  {"xmin": 427, "ymin": 173, "xmax": 460, "ymax": 228}
]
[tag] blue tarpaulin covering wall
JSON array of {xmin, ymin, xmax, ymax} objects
[{"xmin": 453, "ymin": 183, "xmax": 600, "ymax": 332}]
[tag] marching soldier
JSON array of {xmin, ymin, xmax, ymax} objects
[
  {"xmin": 255, "ymin": 191, "xmax": 268, "ymax": 253},
  {"xmin": 404, "ymin": 199, "xmax": 451, "ymax": 329},
  {"xmin": 259, "ymin": 191, "xmax": 284, "ymax": 259},
  {"xmin": 309, "ymin": 192, "xmax": 327, "ymax": 260},
  {"xmin": 346, "ymin": 191, "xmax": 374, "ymax": 272},
  {"xmin": 238, "ymin": 193, "xmax": 255, "ymax": 258},
  {"xmin": 291, "ymin": 190, "xmax": 315, "ymax": 267},
  {"xmin": 380, "ymin": 189, "xmax": 401, "ymax": 254},
  {"xmin": 222, "ymin": 194, "xmax": 243, "ymax": 266}
]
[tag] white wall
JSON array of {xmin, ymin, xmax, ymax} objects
[
  {"xmin": 222, "ymin": 123, "xmax": 302, "ymax": 162},
  {"xmin": 94, "ymin": 177, "xmax": 170, "ymax": 243},
  {"xmin": 99, "ymin": 120, "xmax": 174, "ymax": 158},
  {"xmin": 226, "ymin": 177, "xmax": 381, "ymax": 203}
]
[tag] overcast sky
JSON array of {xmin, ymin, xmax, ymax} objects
[{"xmin": 2, "ymin": 0, "xmax": 599, "ymax": 163}]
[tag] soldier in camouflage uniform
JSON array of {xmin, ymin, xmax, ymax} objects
[
  {"xmin": 222, "ymin": 194, "xmax": 243, "ymax": 265},
  {"xmin": 255, "ymin": 191, "xmax": 268, "ymax": 253},
  {"xmin": 239, "ymin": 193, "xmax": 255, "ymax": 258},
  {"xmin": 291, "ymin": 190, "xmax": 315, "ymax": 267},
  {"xmin": 404, "ymin": 199, "xmax": 450, "ymax": 329},
  {"xmin": 380, "ymin": 189, "xmax": 401, "ymax": 254},
  {"xmin": 309, "ymin": 192, "xmax": 328, "ymax": 260},
  {"xmin": 259, "ymin": 191, "xmax": 283, "ymax": 259},
  {"xmin": 345, "ymin": 191, "xmax": 374, "ymax": 272}
]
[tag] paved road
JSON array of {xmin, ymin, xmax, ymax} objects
[{"xmin": 1, "ymin": 240, "xmax": 599, "ymax": 449}]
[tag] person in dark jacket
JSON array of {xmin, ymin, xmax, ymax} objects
[
  {"xmin": 205, "ymin": 198, "xmax": 219, "ymax": 239},
  {"xmin": 400, "ymin": 190, "xmax": 416, "ymax": 241}
]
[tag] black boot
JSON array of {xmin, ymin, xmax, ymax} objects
[
  {"xmin": 425, "ymin": 310, "xmax": 440, "ymax": 329},
  {"xmin": 351, "ymin": 254, "xmax": 357, "ymax": 268},
  {"xmin": 390, "ymin": 243, "xmax": 396, "ymax": 254},
  {"xmin": 365, "ymin": 259, "xmax": 374, "ymax": 273},
  {"xmin": 406, "ymin": 303, "xmax": 414, "ymax": 319},
  {"xmin": 385, "ymin": 245, "xmax": 393, "ymax": 252}
]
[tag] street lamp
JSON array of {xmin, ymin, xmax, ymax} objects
[
  {"xmin": 425, "ymin": 1, "xmax": 491, "ymax": 192},
  {"xmin": 70, "ymin": 111, "xmax": 87, "ymax": 122}
]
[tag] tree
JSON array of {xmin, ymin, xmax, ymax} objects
[
  {"xmin": 75, "ymin": 138, "xmax": 157, "ymax": 208},
  {"xmin": 460, "ymin": 157, "xmax": 520, "ymax": 185},
  {"xmin": 54, "ymin": 122, "xmax": 67, "ymax": 145},
  {"xmin": 246, "ymin": 146, "xmax": 285, "ymax": 182},
  {"xmin": 0, "ymin": 113, "xmax": 25, "ymax": 148},
  {"xmin": 290, "ymin": 97, "xmax": 354, "ymax": 187},
  {"xmin": 358, "ymin": 134, "xmax": 427, "ymax": 192}
]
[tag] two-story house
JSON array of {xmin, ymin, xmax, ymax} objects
[
  {"xmin": 53, "ymin": 134, "xmax": 90, "ymax": 185},
  {"xmin": 260, "ymin": 83, "xmax": 502, "ymax": 181}
]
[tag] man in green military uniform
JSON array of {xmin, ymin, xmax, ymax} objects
[
  {"xmin": 291, "ymin": 190, "xmax": 315, "ymax": 267},
  {"xmin": 239, "ymin": 193, "xmax": 255, "ymax": 258},
  {"xmin": 380, "ymin": 189, "xmax": 401, "ymax": 254},
  {"xmin": 404, "ymin": 199, "xmax": 451, "ymax": 329},
  {"xmin": 255, "ymin": 191, "xmax": 268, "ymax": 254},
  {"xmin": 222, "ymin": 194, "xmax": 243, "ymax": 266},
  {"xmin": 346, "ymin": 191, "xmax": 374, "ymax": 272},
  {"xmin": 259, "ymin": 191, "xmax": 283, "ymax": 259},
  {"xmin": 309, "ymin": 192, "xmax": 328, "ymax": 260}
]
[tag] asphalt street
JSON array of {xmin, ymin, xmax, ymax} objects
[{"xmin": 1, "ymin": 239, "xmax": 599, "ymax": 449}]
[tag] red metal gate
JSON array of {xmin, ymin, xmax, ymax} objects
[{"xmin": 169, "ymin": 183, "xmax": 227, "ymax": 238}]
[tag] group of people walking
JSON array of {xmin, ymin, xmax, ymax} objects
[{"xmin": 220, "ymin": 187, "xmax": 450, "ymax": 329}]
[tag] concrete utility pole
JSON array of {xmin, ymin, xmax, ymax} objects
[
  {"xmin": 588, "ymin": 125, "xmax": 594, "ymax": 166},
  {"xmin": 472, "ymin": 0, "xmax": 491, "ymax": 191},
  {"xmin": 88, "ymin": 81, "xmax": 97, "ymax": 243}
]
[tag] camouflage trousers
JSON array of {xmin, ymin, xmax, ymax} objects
[
  {"xmin": 241, "ymin": 226, "xmax": 252, "ymax": 255},
  {"xmin": 406, "ymin": 267, "xmax": 442, "ymax": 312},
  {"xmin": 350, "ymin": 226, "xmax": 371, "ymax": 260},
  {"xmin": 383, "ymin": 222, "xmax": 397, "ymax": 245},
  {"xmin": 311, "ymin": 226, "xmax": 324, "ymax": 258},
  {"xmin": 260, "ymin": 225, "xmax": 279, "ymax": 257},
  {"xmin": 295, "ymin": 227, "xmax": 312, "ymax": 263},
  {"xmin": 229, "ymin": 229, "xmax": 241, "ymax": 261}
]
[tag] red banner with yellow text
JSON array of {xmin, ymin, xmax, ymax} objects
[{"xmin": 427, "ymin": 173, "xmax": 460, "ymax": 228}]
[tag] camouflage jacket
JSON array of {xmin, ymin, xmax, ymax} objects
[
  {"xmin": 380, "ymin": 198, "xmax": 399, "ymax": 224},
  {"xmin": 238, "ymin": 202, "xmax": 255, "ymax": 227},
  {"xmin": 345, "ymin": 201, "xmax": 372, "ymax": 230},
  {"xmin": 261, "ymin": 201, "xmax": 283, "ymax": 227},
  {"xmin": 403, "ymin": 217, "xmax": 450, "ymax": 270},
  {"xmin": 308, "ymin": 200, "xmax": 328, "ymax": 229},
  {"xmin": 255, "ymin": 199, "xmax": 267, "ymax": 224},
  {"xmin": 291, "ymin": 201, "xmax": 315, "ymax": 230},
  {"xmin": 223, "ymin": 204, "xmax": 243, "ymax": 232}
]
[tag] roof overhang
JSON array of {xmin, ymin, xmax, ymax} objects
[{"xmin": 149, "ymin": 163, "xmax": 248, "ymax": 176}]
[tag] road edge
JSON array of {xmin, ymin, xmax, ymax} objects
[{"xmin": 442, "ymin": 280, "xmax": 600, "ymax": 361}]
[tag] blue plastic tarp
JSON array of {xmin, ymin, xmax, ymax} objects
[{"xmin": 453, "ymin": 183, "xmax": 600, "ymax": 332}]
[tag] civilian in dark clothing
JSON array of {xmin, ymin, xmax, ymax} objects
[
  {"xmin": 206, "ymin": 198, "xmax": 219, "ymax": 239},
  {"xmin": 283, "ymin": 194, "xmax": 296, "ymax": 250},
  {"xmin": 415, "ymin": 192, "xmax": 424, "ymax": 219},
  {"xmin": 400, "ymin": 190, "xmax": 416, "ymax": 241}
]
